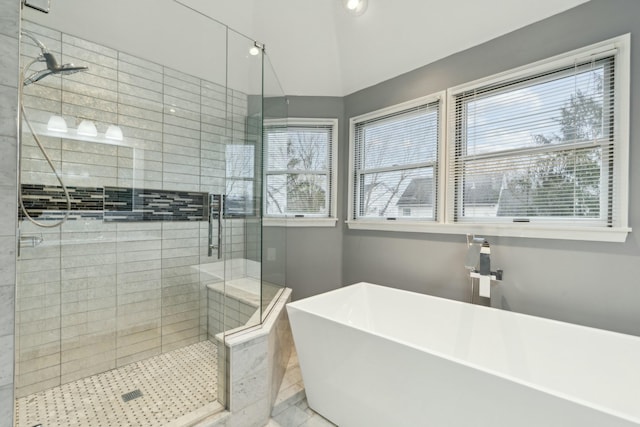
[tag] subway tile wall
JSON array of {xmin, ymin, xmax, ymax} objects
[
  {"xmin": 0, "ymin": 0, "xmax": 19, "ymax": 425},
  {"xmin": 15, "ymin": 21, "xmax": 259, "ymax": 398},
  {"xmin": 208, "ymin": 290, "xmax": 258, "ymax": 339}
]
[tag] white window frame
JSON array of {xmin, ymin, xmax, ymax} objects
[
  {"xmin": 347, "ymin": 92, "xmax": 447, "ymax": 230},
  {"xmin": 346, "ymin": 35, "xmax": 630, "ymax": 242},
  {"xmin": 445, "ymin": 34, "xmax": 630, "ymax": 242},
  {"xmin": 263, "ymin": 118, "xmax": 338, "ymax": 227}
]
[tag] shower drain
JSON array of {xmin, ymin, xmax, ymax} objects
[{"xmin": 121, "ymin": 389, "xmax": 143, "ymax": 402}]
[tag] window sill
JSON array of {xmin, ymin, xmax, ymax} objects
[
  {"xmin": 264, "ymin": 217, "xmax": 338, "ymax": 228},
  {"xmin": 345, "ymin": 220, "xmax": 631, "ymax": 243}
]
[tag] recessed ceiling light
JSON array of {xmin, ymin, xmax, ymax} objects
[
  {"xmin": 250, "ymin": 41, "xmax": 264, "ymax": 56},
  {"xmin": 343, "ymin": 0, "xmax": 367, "ymax": 15}
]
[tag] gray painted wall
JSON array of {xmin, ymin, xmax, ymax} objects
[
  {"xmin": 0, "ymin": 0, "xmax": 18, "ymax": 424},
  {"xmin": 275, "ymin": 96, "xmax": 345, "ymax": 300},
  {"xmin": 342, "ymin": 0, "xmax": 640, "ymax": 337}
]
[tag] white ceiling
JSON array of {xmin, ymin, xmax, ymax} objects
[
  {"xmin": 180, "ymin": 0, "xmax": 589, "ymax": 96},
  {"xmin": 26, "ymin": 0, "xmax": 590, "ymax": 96}
]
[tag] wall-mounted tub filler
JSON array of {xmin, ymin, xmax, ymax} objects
[{"xmin": 465, "ymin": 234, "xmax": 503, "ymax": 301}]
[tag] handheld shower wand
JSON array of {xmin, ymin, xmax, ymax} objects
[
  {"xmin": 19, "ymin": 30, "xmax": 89, "ymax": 229},
  {"xmin": 21, "ymin": 30, "xmax": 89, "ymax": 86}
]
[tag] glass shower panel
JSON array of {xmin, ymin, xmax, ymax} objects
[
  {"xmin": 221, "ymin": 29, "xmax": 265, "ymax": 333},
  {"xmin": 261, "ymin": 54, "xmax": 288, "ymax": 319},
  {"xmin": 15, "ymin": 0, "xmax": 265, "ymax": 422}
]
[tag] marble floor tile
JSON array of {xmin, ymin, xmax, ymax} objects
[
  {"xmin": 271, "ymin": 399, "xmax": 336, "ymax": 427},
  {"xmin": 268, "ymin": 345, "xmax": 336, "ymax": 427}
]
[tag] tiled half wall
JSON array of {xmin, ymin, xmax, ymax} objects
[{"xmin": 15, "ymin": 21, "xmax": 260, "ymax": 398}]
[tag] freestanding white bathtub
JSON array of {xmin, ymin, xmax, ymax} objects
[{"xmin": 287, "ymin": 282, "xmax": 640, "ymax": 427}]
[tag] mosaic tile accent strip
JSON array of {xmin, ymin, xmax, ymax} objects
[
  {"xmin": 15, "ymin": 340, "xmax": 218, "ymax": 427},
  {"xmin": 19, "ymin": 184, "xmax": 104, "ymax": 220},
  {"xmin": 104, "ymin": 187, "xmax": 207, "ymax": 221},
  {"xmin": 19, "ymin": 184, "xmax": 208, "ymax": 221}
]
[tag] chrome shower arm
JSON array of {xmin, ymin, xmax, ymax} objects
[
  {"xmin": 21, "ymin": 29, "xmax": 49, "ymax": 54},
  {"xmin": 20, "ymin": 31, "xmax": 88, "ymax": 87}
]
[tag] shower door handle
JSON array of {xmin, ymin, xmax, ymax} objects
[{"xmin": 208, "ymin": 194, "xmax": 224, "ymax": 259}]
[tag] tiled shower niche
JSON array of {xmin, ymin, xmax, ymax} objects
[
  {"xmin": 16, "ymin": 21, "xmax": 260, "ymax": 398},
  {"xmin": 20, "ymin": 184, "xmax": 208, "ymax": 221}
]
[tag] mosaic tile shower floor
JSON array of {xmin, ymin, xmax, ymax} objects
[{"xmin": 15, "ymin": 341, "xmax": 218, "ymax": 427}]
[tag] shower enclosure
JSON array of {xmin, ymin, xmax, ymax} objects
[{"xmin": 14, "ymin": 1, "xmax": 287, "ymax": 425}]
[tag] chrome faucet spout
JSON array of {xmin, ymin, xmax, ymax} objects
[
  {"xmin": 479, "ymin": 240, "xmax": 491, "ymax": 276},
  {"xmin": 464, "ymin": 234, "xmax": 485, "ymax": 270}
]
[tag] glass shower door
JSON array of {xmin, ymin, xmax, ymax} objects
[
  {"xmin": 219, "ymin": 28, "xmax": 265, "ymax": 338},
  {"xmin": 15, "ymin": 2, "xmax": 264, "ymax": 423}
]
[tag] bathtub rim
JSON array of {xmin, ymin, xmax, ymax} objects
[{"xmin": 287, "ymin": 282, "xmax": 640, "ymax": 425}]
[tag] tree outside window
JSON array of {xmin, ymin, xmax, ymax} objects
[{"xmin": 265, "ymin": 122, "xmax": 335, "ymax": 217}]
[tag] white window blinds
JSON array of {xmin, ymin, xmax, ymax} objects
[
  {"xmin": 353, "ymin": 99, "xmax": 441, "ymax": 220},
  {"xmin": 264, "ymin": 121, "xmax": 336, "ymax": 217},
  {"xmin": 449, "ymin": 53, "xmax": 619, "ymax": 226}
]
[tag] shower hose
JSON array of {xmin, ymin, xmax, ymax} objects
[{"xmin": 19, "ymin": 57, "xmax": 71, "ymax": 228}]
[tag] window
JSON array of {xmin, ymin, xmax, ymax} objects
[
  {"xmin": 347, "ymin": 35, "xmax": 629, "ymax": 242},
  {"xmin": 350, "ymin": 94, "xmax": 443, "ymax": 222},
  {"xmin": 447, "ymin": 34, "xmax": 630, "ymax": 239},
  {"xmin": 264, "ymin": 118, "xmax": 337, "ymax": 225},
  {"xmin": 225, "ymin": 144, "xmax": 256, "ymax": 216}
]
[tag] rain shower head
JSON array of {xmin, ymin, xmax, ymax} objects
[
  {"xmin": 22, "ymin": 30, "xmax": 89, "ymax": 86},
  {"xmin": 23, "ymin": 64, "xmax": 89, "ymax": 86},
  {"xmin": 23, "ymin": 51, "xmax": 89, "ymax": 86}
]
